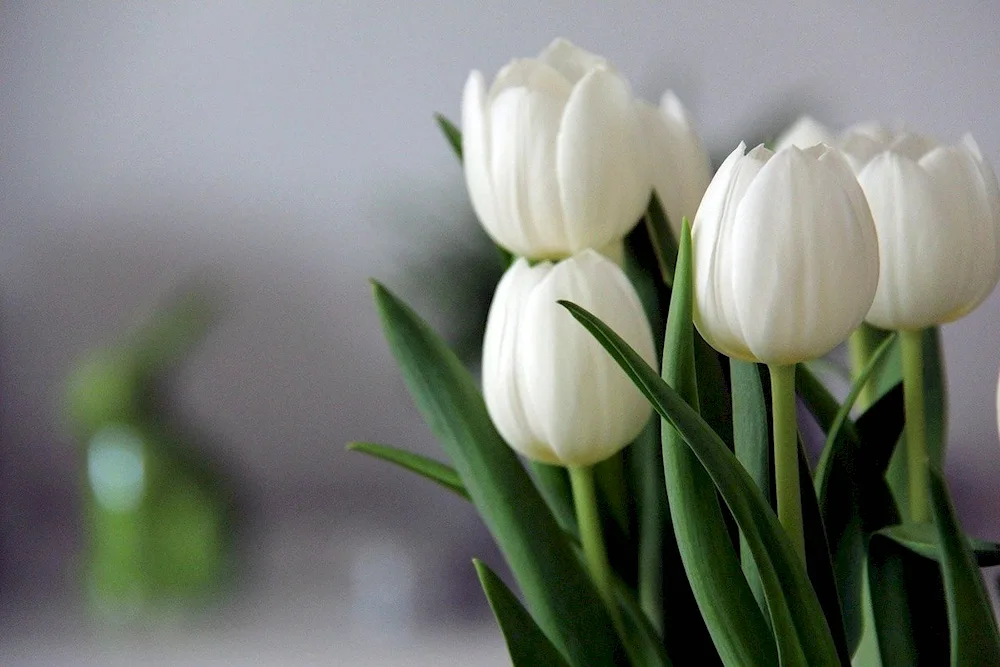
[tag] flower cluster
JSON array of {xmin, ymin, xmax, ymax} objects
[
  {"xmin": 361, "ymin": 37, "xmax": 1000, "ymax": 667},
  {"xmin": 467, "ymin": 39, "xmax": 710, "ymax": 466}
]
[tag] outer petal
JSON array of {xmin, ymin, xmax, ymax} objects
[
  {"xmin": 556, "ymin": 68, "xmax": 651, "ymax": 253},
  {"xmin": 537, "ymin": 38, "xmax": 608, "ymax": 84},
  {"xmin": 487, "ymin": 70, "xmax": 572, "ymax": 257},
  {"xmin": 488, "ymin": 58, "xmax": 570, "ymax": 99},
  {"xmin": 731, "ymin": 147, "xmax": 878, "ymax": 364},
  {"xmin": 962, "ymin": 134, "xmax": 1000, "ymax": 296},
  {"xmin": 638, "ymin": 92, "xmax": 712, "ymax": 239},
  {"xmin": 859, "ymin": 152, "xmax": 953, "ymax": 330},
  {"xmin": 462, "ymin": 71, "xmax": 499, "ymax": 240},
  {"xmin": 919, "ymin": 145, "xmax": 997, "ymax": 321},
  {"xmin": 691, "ymin": 142, "xmax": 771, "ymax": 361},
  {"xmin": 774, "ymin": 115, "xmax": 833, "ymax": 151},
  {"xmin": 481, "ymin": 259, "xmax": 560, "ymax": 463},
  {"xmin": 517, "ymin": 250, "xmax": 655, "ymax": 466}
]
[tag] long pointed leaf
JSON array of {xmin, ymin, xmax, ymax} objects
[
  {"xmin": 564, "ymin": 296, "xmax": 837, "ymax": 666},
  {"xmin": 473, "ymin": 559, "xmax": 570, "ymax": 667},
  {"xmin": 867, "ymin": 533, "xmax": 949, "ymax": 665},
  {"xmin": 346, "ymin": 441, "xmax": 469, "ymax": 500},
  {"xmin": 529, "ymin": 461, "xmax": 578, "ymax": 537},
  {"xmin": 731, "ymin": 359, "xmax": 771, "ymax": 622},
  {"xmin": 558, "ymin": 305, "xmax": 841, "ymax": 665},
  {"xmin": 372, "ymin": 282, "xmax": 622, "ymax": 666},
  {"xmin": 434, "ymin": 113, "xmax": 463, "ymax": 160},
  {"xmin": 798, "ymin": 441, "xmax": 850, "ymax": 664},
  {"xmin": 815, "ymin": 333, "xmax": 897, "ymax": 484},
  {"xmin": 877, "ymin": 523, "xmax": 1000, "ymax": 566},
  {"xmin": 659, "ymin": 221, "xmax": 768, "ymax": 666},
  {"xmin": 928, "ymin": 468, "xmax": 1000, "ymax": 666}
]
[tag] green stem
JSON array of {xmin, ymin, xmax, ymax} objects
[
  {"xmin": 901, "ymin": 329, "xmax": 929, "ymax": 523},
  {"xmin": 569, "ymin": 465, "xmax": 623, "ymax": 633},
  {"xmin": 768, "ymin": 364, "xmax": 805, "ymax": 563},
  {"xmin": 848, "ymin": 323, "xmax": 879, "ymax": 411}
]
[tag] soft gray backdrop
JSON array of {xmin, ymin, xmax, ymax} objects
[{"xmin": 2, "ymin": 0, "xmax": 999, "ymax": 658}]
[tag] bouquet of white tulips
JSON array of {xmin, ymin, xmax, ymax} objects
[{"xmin": 350, "ymin": 39, "xmax": 1000, "ymax": 666}]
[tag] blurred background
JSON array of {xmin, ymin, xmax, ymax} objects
[{"xmin": 1, "ymin": 2, "xmax": 999, "ymax": 664}]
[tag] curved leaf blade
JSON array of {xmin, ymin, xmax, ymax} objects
[
  {"xmin": 928, "ymin": 468, "xmax": 1000, "ymax": 666},
  {"xmin": 558, "ymin": 298, "xmax": 841, "ymax": 666},
  {"xmin": 434, "ymin": 113, "xmax": 463, "ymax": 161},
  {"xmin": 346, "ymin": 441, "xmax": 469, "ymax": 500},
  {"xmin": 474, "ymin": 559, "xmax": 571, "ymax": 667},
  {"xmin": 660, "ymin": 221, "xmax": 771, "ymax": 666},
  {"xmin": 877, "ymin": 522, "xmax": 1000, "ymax": 567},
  {"xmin": 373, "ymin": 282, "xmax": 622, "ymax": 666}
]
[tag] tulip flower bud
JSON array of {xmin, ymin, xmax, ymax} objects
[
  {"xmin": 462, "ymin": 39, "xmax": 651, "ymax": 260},
  {"xmin": 637, "ymin": 91, "xmax": 712, "ymax": 240},
  {"xmin": 773, "ymin": 115, "xmax": 833, "ymax": 151},
  {"xmin": 482, "ymin": 250, "xmax": 656, "ymax": 466},
  {"xmin": 692, "ymin": 142, "xmax": 880, "ymax": 365},
  {"xmin": 841, "ymin": 128, "xmax": 1000, "ymax": 330}
]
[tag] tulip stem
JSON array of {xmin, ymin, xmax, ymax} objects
[
  {"xmin": 569, "ymin": 465, "xmax": 623, "ymax": 633},
  {"xmin": 848, "ymin": 323, "xmax": 879, "ymax": 411},
  {"xmin": 768, "ymin": 363, "xmax": 806, "ymax": 563},
  {"xmin": 901, "ymin": 329, "xmax": 929, "ymax": 523}
]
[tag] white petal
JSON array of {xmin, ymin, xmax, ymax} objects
[
  {"xmin": 556, "ymin": 68, "xmax": 651, "ymax": 253},
  {"xmin": 537, "ymin": 38, "xmax": 608, "ymax": 84},
  {"xmin": 774, "ymin": 115, "xmax": 833, "ymax": 151},
  {"xmin": 691, "ymin": 142, "xmax": 769, "ymax": 361},
  {"xmin": 487, "ymin": 75, "xmax": 571, "ymax": 257},
  {"xmin": 638, "ymin": 92, "xmax": 712, "ymax": 239},
  {"xmin": 488, "ymin": 58, "xmax": 570, "ymax": 100},
  {"xmin": 919, "ymin": 145, "xmax": 998, "ymax": 321},
  {"xmin": 730, "ymin": 147, "xmax": 878, "ymax": 364},
  {"xmin": 859, "ymin": 152, "xmax": 955, "ymax": 330},
  {"xmin": 481, "ymin": 259, "xmax": 560, "ymax": 463},
  {"xmin": 462, "ymin": 72, "xmax": 499, "ymax": 241},
  {"xmin": 518, "ymin": 251, "xmax": 655, "ymax": 466}
]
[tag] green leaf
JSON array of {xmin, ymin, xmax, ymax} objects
[
  {"xmin": 372, "ymin": 282, "xmax": 623, "ymax": 666},
  {"xmin": 928, "ymin": 468, "xmax": 1000, "ymax": 666},
  {"xmin": 346, "ymin": 441, "xmax": 469, "ymax": 500},
  {"xmin": 812, "ymin": 384, "xmax": 904, "ymax": 655},
  {"xmin": 730, "ymin": 359, "xmax": 771, "ymax": 622},
  {"xmin": 561, "ymin": 296, "xmax": 844, "ymax": 666},
  {"xmin": 867, "ymin": 532, "xmax": 949, "ymax": 665},
  {"xmin": 612, "ymin": 564, "xmax": 676, "ymax": 667},
  {"xmin": 434, "ymin": 113, "xmax": 463, "ymax": 161},
  {"xmin": 473, "ymin": 559, "xmax": 570, "ymax": 667},
  {"xmin": 643, "ymin": 191, "xmax": 679, "ymax": 287},
  {"xmin": 877, "ymin": 523, "xmax": 1000, "ymax": 566},
  {"xmin": 528, "ymin": 461, "xmax": 578, "ymax": 537},
  {"xmin": 797, "ymin": 441, "xmax": 850, "ymax": 665},
  {"xmin": 814, "ymin": 333, "xmax": 897, "ymax": 484},
  {"xmin": 659, "ymin": 221, "xmax": 767, "ymax": 666}
]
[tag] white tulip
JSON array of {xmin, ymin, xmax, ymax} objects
[
  {"xmin": 842, "ymin": 129, "xmax": 1000, "ymax": 330},
  {"xmin": 637, "ymin": 91, "xmax": 712, "ymax": 239},
  {"xmin": 482, "ymin": 250, "xmax": 656, "ymax": 466},
  {"xmin": 692, "ymin": 142, "xmax": 880, "ymax": 365},
  {"xmin": 462, "ymin": 39, "xmax": 650, "ymax": 260},
  {"xmin": 773, "ymin": 115, "xmax": 834, "ymax": 152}
]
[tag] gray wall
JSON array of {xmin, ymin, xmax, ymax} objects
[{"xmin": 2, "ymin": 0, "xmax": 999, "ymax": 619}]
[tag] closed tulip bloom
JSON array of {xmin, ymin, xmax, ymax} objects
[
  {"xmin": 637, "ymin": 91, "xmax": 712, "ymax": 239},
  {"xmin": 846, "ymin": 131, "xmax": 1000, "ymax": 330},
  {"xmin": 462, "ymin": 39, "xmax": 650, "ymax": 260},
  {"xmin": 482, "ymin": 250, "xmax": 656, "ymax": 466},
  {"xmin": 692, "ymin": 142, "xmax": 880, "ymax": 365},
  {"xmin": 773, "ymin": 115, "xmax": 834, "ymax": 152}
]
